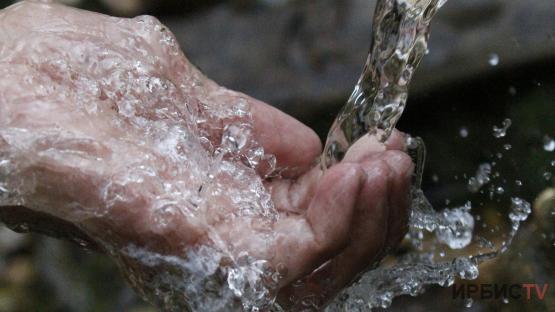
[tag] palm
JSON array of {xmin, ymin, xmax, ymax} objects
[{"xmin": 0, "ymin": 1, "xmax": 413, "ymax": 310}]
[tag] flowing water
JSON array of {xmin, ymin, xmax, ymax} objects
[
  {"xmin": 319, "ymin": 0, "xmax": 533, "ymax": 310},
  {"xmin": 0, "ymin": 0, "xmax": 542, "ymax": 311},
  {"xmin": 322, "ymin": 0, "xmax": 447, "ymax": 168}
]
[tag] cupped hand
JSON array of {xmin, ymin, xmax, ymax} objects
[{"xmin": 0, "ymin": 1, "xmax": 413, "ymax": 310}]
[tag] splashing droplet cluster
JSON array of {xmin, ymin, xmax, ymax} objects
[{"xmin": 492, "ymin": 118, "xmax": 512, "ymax": 138}]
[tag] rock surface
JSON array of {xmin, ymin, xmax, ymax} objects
[{"xmin": 161, "ymin": 0, "xmax": 555, "ymax": 118}]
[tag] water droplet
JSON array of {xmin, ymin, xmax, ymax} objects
[
  {"xmin": 544, "ymin": 172, "xmax": 552, "ymax": 181},
  {"xmin": 503, "ymin": 144, "xmax": 512, "ymax": 150},
  {"xmin": 432, "ymin": 174, "xmax": 439, "ymax": 183},
  {"xmin": 459, "ymin": 127, "xmax": 469, "ymax": 138},
  {"xmin": 488, "ymin": 53, "xmax": 499, "ymax": 66},
  {"xmin": 222, "ymin": 123, "xmax": 249, "ymax": 152},
  {"xmin": 495, "ymin": 186, "xmax": 504, "ymax": 194},
  {"xmin": 464, "ymin": 298, "xmax": 473, "ymax": 308},
  {"xmin": 502, "ymin": 297, "xmax": 509, "ymax": 304},
  {"xmin": 492, "ymin": 118, "xmax": 512, "ymax": 138},
  {"xmin": 543, "ymin": 135, "xmax": 555, "ymax": 152},
  {"xmin": 508, "ymin": 86, "xmax": 517, "ymax": 96},
  {"xmin": 515, "ymin": 180, "xmax": 523, "ymax": 186},
  {"xmin": 436, "ymin": 207, "xmax": 475, "ymax": 249},
  {"xmin": 455, "ymin": 257, "xmax": 479, "ymax": 280},
  {"xmin": 13, "ymin": 222, "xmax": 29, "ymax": 232},
  {"xmin": 468, "ymin": 163, "xmax": 492, "ymax": 193},
  {"xmin": 509, "ymin": 197, "xmax": 531, "ymax": 222}
]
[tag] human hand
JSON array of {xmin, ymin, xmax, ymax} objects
[{"xmin": 0, "ymin": 1, "xmax": 413, "ymax": 310}]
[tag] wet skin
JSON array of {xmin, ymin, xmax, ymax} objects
[{"xmin": 0, "ymin": 1, "xmax": 413, "ymax": 309}]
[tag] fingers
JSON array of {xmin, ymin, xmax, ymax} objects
[
  {"xmin": 342, "ymin": 129, "xmax": 407, "ymax": 164},
  {"xmin": 249, "ymin": 98, "xmax": 322, "ymax": 177},
  {"xmin": 269, "ymin": 164, "xmax": 322, "ymax": 214},
  {"xmin": 381, "ymin": 150, "xmax": 414, "ymax": 248},
  {"xmin": 277, "ymin": 159, "xmax": 391, "ymax": 308},
  {"xmin": 385, "ymin": 129, "xmax": 408, "ymax": 151},
  {"xmin": 278, "ymin": 151, "xmax": 413, "ymax": 309},
  {"xmin": 201, "ymin": 87, "xmax": 323, "ymax": 178},
  {"xmin": 271, "ymin": 163, "xmax": 363, "ymax": 285},
  {"xmin": 269, "ymin": 129, "xmax": 409, "ymax": 214}
]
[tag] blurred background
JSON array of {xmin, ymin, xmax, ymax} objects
[{"xmin": 0, "ymin": 0, "xmax": 554, "ymax": 311}]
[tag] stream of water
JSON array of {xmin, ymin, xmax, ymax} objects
[{"xmin": 320, "ymin": 0, "xmax": 532, "ymax": 310}]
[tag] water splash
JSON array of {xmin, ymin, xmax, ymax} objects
[
  {"xmin": 315, "ymin": 0, "xmax": 536, "ymax": 309},
  {"xmin": 0, "ymin": 2, "xmax": 280, "ymax": 311},
  {"xmin": 0, "ymin": 1, "xmax": 539, "ymax": 311},
  {"xmin": 492, "ymin": 118, "xmax": 512, "ymax": 138},
  {"xmin": 321, "ymin": 0, "xmax": 448, "ymax": 168}
]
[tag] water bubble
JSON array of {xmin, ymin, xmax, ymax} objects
[
  {"xmin": 459, "ymin": 127, "xmax": 469, "ymax": 138},
  {"xmin": 455, "ymin": 257, "xmax": 479, "ymax": 280},
  {"xmin": 544, "ymin": 172, "xmax": 552, "ymax": 181},
  {"xmin": 464, "ymin": 298, "xmax": 473, "ymax": 308},
  {"xmin": 432, "ymin": 174, "xmax": 439, "ymax": 183},
  {"xmin": 543, "ymin": 135, "xmax": 555, "ymax": 152},
  {"xmin": 246, "ymin": 147, "xmax": 265, "ymax": 168},
  {"xmin": 509, "ymin": 197, "xmax": 531, "ymax": 222},
  {"xmin": 502, "ymin": 297, "xmax": 509, "ymax": 304},
  {"xmin": 515, "ymin": 180, "xmax": 523, "ymax": 186},
  {"xmin": 492, "ymin": 118, "xmax": 512, "ymax": 138},
  {"xmin": 488, "ymin": 53, "xmax": 499, "ymax": 66},
  {"xmin": 503, "ymin": 144, "xmax": 512, "ymax": 151},
  {"xmin": 495, "ymin": 186, "xmax": 504, "ymax": 194},
  {"xmin": 222, "ymin": 124, "xmax": 249, "ymax": 152},
  {"xmin": 551, "ymin": 160, "xmax": 555, "ymax": 167},
  {"xmin": 406, "ymin": 136, "xmax": 421, "ymax": 149},
  {"xmin": 436, "ymin": 206, "xmax": 475, "ymax": 249}
]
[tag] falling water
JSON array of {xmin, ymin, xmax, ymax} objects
[
  {"xmin": 318, "ymin": 0, "xmax": 533, "ymax": 310},
  {"xmin": 322, "ymin": 0, "xmax": 447, "ymax": 168}
]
